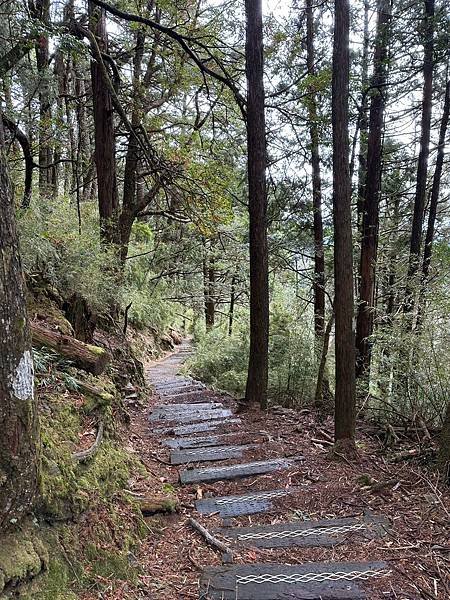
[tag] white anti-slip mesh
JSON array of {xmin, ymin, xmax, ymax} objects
[
  {"xmin": 215, "ymin": 489, "xmax": 288, "ymax": 505},
  {"xmin": 196, "ymin": 459, "xmax": 290, "ymax": 476},
  {"xmin": 180, "ymin": 445, "xmax": 249, "ymax": 456},
  {"xmin": 233, "ymin": 522, "xmax": 368, "ymax": 542},
  {"xmin": 236, "ymin": 567, "xmax": 391, "ymax": 585}
]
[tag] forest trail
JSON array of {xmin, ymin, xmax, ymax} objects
[{"xmin": 122, "ymin": 342, "xmax": 447, "ymax": 600}]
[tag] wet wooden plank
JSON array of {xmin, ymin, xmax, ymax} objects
[
  {"xmin": 170, "ymin": 444, "xmax": 252, "ymax": 465},
  {"xmin": 196, "ymin": 488, "xmax": 294, "ymax": 518},
  {"xmin": 150, "ymin": 408, "xmax": 233, "ymax": 424},
  {"xmin": 161, "ymin": 390, "xmax": 213, "ymax": 402},
  {"xmin": 153, "ymin": 379, "xmax": 197, "ymax": 389},
  {"xmin": 149, "ymin": 403, "xmax": 224, "ymax": 421},
  {"xmin": 199, "ymin": 561, "xmax": 390, "ymax": 599},
  {"xmin": 153, "ymin": 418, "xmax": 242, "ymax": 436},
  {"xmin": 180, "ymin": 456, "xmax": 303, "ymax": 484},
  {"xmin": 160, "ymin": 385, "xmax": 205, "ymax": 396},
  {"xmin": 163, "ymin": 433, "xmax": 246, "ymax": 449},
  {"xmin": 214, "ymin": 515, "xmax": 389, "ymax": 548}
]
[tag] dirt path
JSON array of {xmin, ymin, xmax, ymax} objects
[{"xmin": 125, "ymin": 343, "xmax": 449, "ymax": 599}]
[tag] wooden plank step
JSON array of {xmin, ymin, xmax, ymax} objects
[
  {"xmin": 154, "ymin": 379, "xmax": 201, "ymax": 388},
  {"xmin": 153, "ymin": 418, "xmax": 242, "ymax": 436},
  {"xmin": 170, "ymin": 444, "xmax": 253, "ymax": 465},
  {"xmin": 180, "ymin": 456, "xmax": 303, "ymax": 484},
  {"xmin": 153, "ymin": 379, "xmax": 195, "ymax": 389},
  {"xmin": 149, "ymin": 403, "xmax": 224, "ymax": 421},
  {"xmin": 149, "ymin": 408, "xmax": 233, "ymax": 425},
  {"xmin": 196, "ymin": 488, "xmax": 295, "ymax": 518},
  {"xmin": 163, "ymin": 432, "xmax": 252, "ymax": 449},
  {"xmin": 199, "ymin": 561, "xmax": 390, "ymax": 599},
  {"xmin": 161, "ymin": 390, "xmax": 212, "ymax": 402},
  {"xmin": 160, "ymin": 385, "xmax": 205, "ymax": 396},
  {"xmin": 214, "ymin": 514, "xmax": 389, "ymax": 548}
]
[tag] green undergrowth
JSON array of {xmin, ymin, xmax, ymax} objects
[{"xmin": 188, "ymin": 303, "xmax": 317, "ymax": 405}]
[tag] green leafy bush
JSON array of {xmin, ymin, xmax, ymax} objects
[
  {"xmin": 189, "ymin": 303, "xmax": 317, "ymax": 404},
  {"xmin": 19, "ymin": 198, "xmax": 118, "ymax": 312}
]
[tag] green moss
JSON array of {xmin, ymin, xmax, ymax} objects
[
  {"xmin": 0, "ymin": 527, "xmax": 48, "ymax": 597},
  {"xmin": 20, "ymin": 557, "xmax": 78, "ymax": 600},
  {"xmin": 39, "ymin": 387, "xmax": 145, "ymax": 517},
  {"xmin": 39, "ymin": 396, "xmax": 81, "ymax": 518},
  {"xmin": 86, "ymin": 344, "xmax": 107, "ymax": 356},
  {"xmin": 85, "ymin": 545, "xmax": 138, "ymax": 584},
  {"xmin": 76, "ymin": 441, "xmax": 140, "ymax": 500},
  {"xmin": 81, "ymin": 391, "xmax": 114, "ymax": 414}
]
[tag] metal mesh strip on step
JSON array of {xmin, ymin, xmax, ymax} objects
[
  {"xmin": 236, "ymin": 567, "xmax": 391, "ymax": 585},
  {"xmin": 234, "ymin": 522, "xmax": 367, "ymax": 541},
  {"xmin": 215, "ymin": 489, "xmax": 288, "ymax": 505},
  {"xmin": 180, "ymin": 444, "xmax": 251, "ymax": 457},
  {"xmin": 196, "ymin": 458, "xmax": 290, "ymax": 476}
]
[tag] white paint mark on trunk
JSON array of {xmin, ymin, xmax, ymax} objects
[{"xmin": 12, "ymin": 350, "xmax": 34, "ymax": 400}]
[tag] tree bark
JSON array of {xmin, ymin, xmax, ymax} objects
[
  {"xmin": 244, "ymin": 0, "xmax": 269, "ymax": 410},
  {"xmin": 314, "ymin": 312, "xmax": 334, "ymax": 409},
  {"xmin": 331, "ymin": 0, "xmax": 356, "ymax": 452},
  {"xmin": 0, "ymin": 121, "xmax": 40, "ymax": 531},
  {"xmin": 74, "ymin": 62, "xmax": 92, "ymax": 204},
  {"xmin": 228, "ymin": 274, "xmax": 236, "ymax": 337},
  {"xmin": 357, "ymin": 0, "xmax": 370, "ymax": 237},
  {"xmin": 404, "ymin": 0, "xmax": 435, "ymax": 315},
  {"xmin": 89, "ymin": 2, "xmax": 119, "ymax": 243},
  {"xmin": 356, "ymin": 0, "xmax": 391, "ymax": 380},
  {"xmin": 34, "ymin": 0, "xmax": 54, "ymax": 197},
  {"xmin": 305, "ymin": 0, "xmax": 325, "ymax": 342},
  {"xmin": 120, "ymin": 30, "xmax": 145, "ymax": 262},
  {"xmin": 1, "ymin": 114, "xmax": 34, "ymax": 208},
  {"xmin": 206, "ymin": 256, "xmax": 215, "ymax": 330},
  {"xmin": 421, "ymin": 79, "xmax": 450, "ymax": 282},
  {"xmin": 202, "ymin": 239, "xmax": 215, "ymax": 331},
  {"xmin": 438, "ymin": 400, "xmax": 450, "ymax": 483}
]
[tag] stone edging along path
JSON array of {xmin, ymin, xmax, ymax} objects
[{"xmin": 146, "ymin": 344, "xmax": 392, "ymax": 600}]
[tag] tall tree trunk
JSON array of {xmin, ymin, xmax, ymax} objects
[
  {"xmin": 355, "ymin": 0, "xmax": 391, "ymax": 380},
  {"xmin": 120, "ymin": 30, "xmax": 145, "ymax": 262},
  {"xmin": 53, "ymin": 50, "xmax": 67, "ymax": 196},
  {"xmin": 416, "ymin": 78, "xmax": 450, "ymax": 327},
  {"xmin": 0, "ymin": 121, "xmax": 40, "ymax": 531},
  {"xmin": 404, "ymin": 0, "xmax": 435, "ymax": 316},
  {"xmin": 332, "ymin": 0, "xmax": 356, "ymax": 453},
  {"xmin": 314, "ymin": 312, "xmax": 334, "ymax": 410},
  {"xmin": 202, "ymin": 239, "xmax": 215, "ymax": 331},
  {"xmin": 244, "ymin": 0, "xmax": 269, "ymax": 410},
  {"xmin": 228, "ymin": 274, "xmax": 236, "ymax": 336},
  {"xmin": 89, "ymin": 3, "xmax": 119, "ymax": 243},
  {"xmin": 206, "ymin": 255, "xmax": 215, "ymax": 329},
  {"xmin": 1, "ymin": 115, "xmax": 34, "ymax": 208},
  {"xmin": 305, "ymin": 0, "xmax": 325, "ymax": 342},
  {"xmin": 385, "ymin": 192, "xmax": 401, "ymax": 320},
  {"xmin": 34, "ymin": 0, "xmax": 53, "ymax": 197},
  {"xmin": 438, "ymin": 400, "xmax": 450, "ymax": 482},
  {"xmin": 357, "ymin": 0, "xmax": 370, "ymax": 237},
  {"xmin": 74, "ymin": 63, "xmax": 91, "ymax": 204},
  {"xmin": 421, "ymin": 79, "xmax": 450, "ymax": 282}
]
